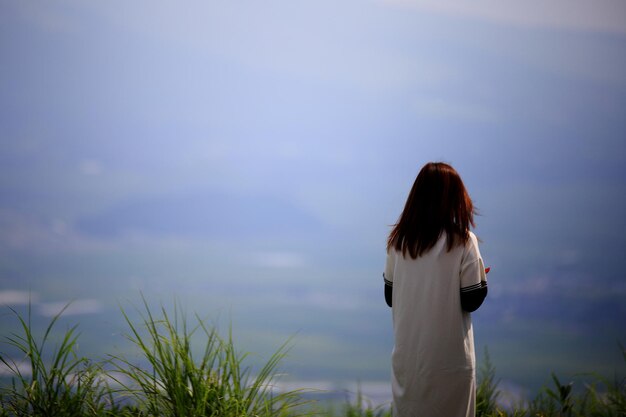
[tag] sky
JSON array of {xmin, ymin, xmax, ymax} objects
[{"xmin": 1, "ymin": 0, "xmax": 625, "ymax": 401}]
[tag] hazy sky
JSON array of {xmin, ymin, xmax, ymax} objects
[
  {"xmin": 1, "ymin": 0, "xmax": 625, "ymax": 396},
  {"xmin": 2, "ymin": 0, "xmax": 624, "ymax": 266}
]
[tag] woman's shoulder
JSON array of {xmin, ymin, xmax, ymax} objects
[
  {"xmin": 468, "ymin": 230, "xmax": 479, "ymax": 245},
  {"xmin": 462, "ymin": 231, "xmax": 482, "ymax": 261}
]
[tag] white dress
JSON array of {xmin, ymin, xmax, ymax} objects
[{"xmin": 384, "ymin": 231, "xmax": 486, "ymax": 417}]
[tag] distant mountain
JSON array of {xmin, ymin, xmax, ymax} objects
[{"xmin": 77, "ymin": 191, "xmax": 325, "ymax": 239}]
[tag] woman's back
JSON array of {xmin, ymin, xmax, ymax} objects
[
  {"xmin": 385, "ymin": 231, "xmax": 485, "ymax": 417},
  {"xmin": 384, "ymin": 162, "xmax": 486, "ymax": 417}
]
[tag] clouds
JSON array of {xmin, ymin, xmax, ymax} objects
[
  {"xmin": 38, "ymin": 299, "xmax": 103, "ymax": 317},
  {"xmin": 412, "ymin": 96, "xmax": 496, "ymax": 123},
  {"xmin": 0, "ymin": 290, "xmax": 35, "ymax": 306},
  {"xmin": 1, "ymin": 0, "xmax": 625, "ymax": 395},
  {"xmin": 0, "ymin": 290, "xmax": 103, "ymax": 317},
  {"xmin": 2, "ymin": 0, "xmax": 624, "ymax": 264},
  {"xmin": 79, "ymin": 159, "xmax": 103, "ymax": 176},
  {"xmin": 0, "ymin": 361, "xmax": 32, "ymax": 378},
  {"xmin": 252, "ymin": 251, "xmax": 307, "ymax": 269},
  {"xmin": 4, "ymin": 1, "xmax": 467, "ymax": 98},
  {"xmin": 384, "ymin": 0, "xmax": 626, "ymax": 35}
]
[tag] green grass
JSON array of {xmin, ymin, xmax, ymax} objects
[
  {"xmin": 0, "ymin": 300, "xmax": 624, "ymax": 417},
  {"xmin": 107, "ymin": 297, "xmax": 303, "ymax": 417},
  {"xmin": 0, "ymin": 304, "xmax": 114, "ymax": 416}
]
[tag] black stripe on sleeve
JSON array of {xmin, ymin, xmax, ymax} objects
[
  {"xmin": 383, "ymin": 273, "xmax": 392, "ymax": 307},
  {"xmin": 460, "ymin": 282, "xmax": 483, "ymax": 293},
  {"xmin": 460, "ymin": 281, "xmax": 488, "ymax": 312}
]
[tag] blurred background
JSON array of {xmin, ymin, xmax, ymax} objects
[{"xmin": 1, "ymin": 0, "xmax": 625, "ymax": 404}]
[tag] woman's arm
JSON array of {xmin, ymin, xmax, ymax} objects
[
  {"xmin": 383, "ymin": 249, "xmax": 395, "ymax": 308},
  {"xmin": 459, "ymin": 238, "xmax": 489, "ymax": 312},
  {"xmin": 460, "ymin": 282, "xmax": 487, "ymax": 312},
  {"xmin": 384, "ymin": 274, "xmax": 393, "ymax": 307}
]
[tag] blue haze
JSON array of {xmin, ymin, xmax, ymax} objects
[{"xmin": 1, "ymin": 0, "xmax": 625, "ymax": 400}]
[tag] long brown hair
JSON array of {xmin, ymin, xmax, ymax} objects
[{"xmin": 387, "ymin": 162, "xmax": 476, "ymax": 259}]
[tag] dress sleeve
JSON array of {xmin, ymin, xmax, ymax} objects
[
  {"xmin": 383, "ymin": 248, "xmax": 394, "ymax": 307},
  {"xmin": 384, "ymin": 248, "xmax": 394, "ymax": 286},
  {"xmin": 460, "ymin": 236, "xmax": 488, "ymax": 312}
]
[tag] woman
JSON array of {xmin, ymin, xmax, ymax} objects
[{"xmin": 384, "ymin": 162, "xmax": 488, "ymax": 417}]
